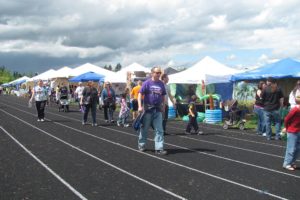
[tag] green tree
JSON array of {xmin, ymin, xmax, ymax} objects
[
  {"xmin": 108, "ymin": 65, "xmax": 112, "ymax": 71},
  {"xmin": 0, "ymin": 66, "xmax": 13, "ymax": 84},
  {"xmin": 115, "ymin": 63, "xmax": 122, "ymax": 72}
]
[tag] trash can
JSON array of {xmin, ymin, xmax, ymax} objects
[{"xmin": 205, "ymin": 109, "xmax": 222, "ymax": 124}]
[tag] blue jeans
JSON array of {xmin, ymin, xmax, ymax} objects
[
  {"xmin": 253, "ymin": 106, "xmax": 266, "ymax": 134},
  {"xmin": 138, "ymin": 111, "xmax": 164, "ymax": 150},
  {"xmin": 283, "ymin": 132, "xmax": 300, "ymax": 167},
  {"xmin": 264, "ymin": 110, "xmax": 281, "ymax": 139},
  {"xmin": 83, "ymin": 103, "xmax": 97, "ymax": 124}
]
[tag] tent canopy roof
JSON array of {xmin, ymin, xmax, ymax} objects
[
  {"xmin": 105, "ymin": 62, "xmax": 149, "ymax": 83},
  {"xmin": 169, "ymin": 56, "xmax": 241, "ymax": 84},
  {"xmin": 69, "ymin": 71, "xmax": 105, "ymax": 82},
  {"xmin": 70, "ymin": 63, "xmax": 115, "ymax": 77},
  {"xmin": 27, "ymin": 69, "xmax": 57, "ymax": 82},
  {"xmin": 231, "ymin": 58, "xmax": 300, "ymax": 81},
  {"xmin": 49, "ymin": 66, "xmax": 73, "ymax": 79}
]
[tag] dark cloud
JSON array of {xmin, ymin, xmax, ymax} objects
[{"xmin": 0, "ymin": 0, "xmax": 299, "ymax": 73}]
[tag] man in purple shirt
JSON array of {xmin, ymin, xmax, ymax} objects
[{"xmin": 138, "ymin": 67, "xmax": 167, "ymax": 155}]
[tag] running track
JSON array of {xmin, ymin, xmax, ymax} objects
[{"xmin": 0, "ymin": 95, "xmax": 299, "ymax": 200}]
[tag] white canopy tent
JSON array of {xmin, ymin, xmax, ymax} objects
[
  {"xmin": 105, "ymin": 62, "xmax": 150, "ymax": 83},
  {"xmin": 49, "ymin": 66, "xmax": 73, "ymax": 79},
  {"xmin": 8, "ymin": 76, "xmax": 30, "ymax": 85},
  {"xmin": 169, "ymin": 56, "xmax": 241, "ymax": 84},
  {"xmin": 70, "ymin": 63, "xmax": 115, "ymax": 78},
  {"xmin": 27, "ymin": 69, "xmax": 57, "ymax": 82}
]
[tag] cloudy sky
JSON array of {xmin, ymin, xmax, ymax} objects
[{"xmin": 1, "ymin": 0, "xmax": 300, "ymax": 73}]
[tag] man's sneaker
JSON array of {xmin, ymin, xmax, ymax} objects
[
  {"xmin": 138, "ymin": 146, "xmax": 146, "ymax": 152},
  {"xmin": 105, "ymin": 120, "xmax": 109, "ymax": 123},
  {"xmin": 37, "ymin": 119, "xmax": 41, "ymax": 122},
  {"xmin": 262, "ymin": 133, "xmax": 267, "ymax": 137},
  {"xmin": 124, "ymin": 123, "xmax": 130, "ymax": 127},
  {"xmin": 92, "ymin": 123, "xmax": 97, "ymax": 127},
  {"xmin": 117, "ymin": 121, "xmax": 121, "ymax": 126},
  {"xmin": 82, "ymin": 121, "xmax": 87, "ymax": 125},
  {"xmin": 40, "ymin": 119, "xmax": 45, "ymax": 122},
  {"xmin": 197, "ymin": 131, "xmax": 204, "ymax": 135},
  {"xmin": 155, "ymin": 150, "xmax": 168, "ymax": 155}
]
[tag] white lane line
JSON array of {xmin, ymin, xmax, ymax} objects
[
  {"xmin": 2, "ymin": 102, "xmax": 299, "ymax": 179},
  {"xmin": 0, "ymin": 109, "xmax": 187, "ymax": 200},
  {"xmin": 0, "ymin": 126, "xmax": 88, "ymax": 200},
  {"xmin": 0, "ymin": 108, "xmax": 291, "ymax": 200},
  {"xmin": 180, "ymin": 136, "xmax": 285, "ymax": 159},
  {"xmin": 3, "ymin": 98, "xmax": 285, "ymax": 149},
  {"xmin": 168, "ymin": 125, "xmax": 285, "ymax": 148}
]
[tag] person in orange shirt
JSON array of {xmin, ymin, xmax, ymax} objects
[{"xmin": 130, "ymin": 80, "xmax": 143, "ymax": 120}]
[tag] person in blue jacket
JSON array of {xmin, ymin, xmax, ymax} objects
[{"xmin": 101, "ymin": 81, "xmax": 116, "ymax": 123}]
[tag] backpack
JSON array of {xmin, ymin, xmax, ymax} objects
[{"xmin": 132, "ymin": 112, "xmax": 145, "ymax": 132}]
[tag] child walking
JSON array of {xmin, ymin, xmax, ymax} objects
[
  {"xmin": 185, "ymin": 95, "xmax": 203, "ymax": 135},
  {"xmin": 117, "ymin": 93, "xmax": 130, "ymax": 127},
  {"xmin": 282, "ymin": 93, "xmax": 300, "ymax": 171}
]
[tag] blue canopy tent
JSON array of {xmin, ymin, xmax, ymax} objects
[
  {"xmin": 231, "ymin": 58, "xmax": 300, "ymax": 81},
  {"xmin": 69, "ymin": 71, "xmax": 105, "ymax": 82}
]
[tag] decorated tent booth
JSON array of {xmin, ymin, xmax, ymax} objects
[{"xmin": 168, "ymin": 56, "xmax": 241, "ymax": 123}]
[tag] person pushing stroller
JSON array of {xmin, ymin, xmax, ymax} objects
[{"xmin": 58, "ymin": 83, "xmax": 69, "ymax": 112}]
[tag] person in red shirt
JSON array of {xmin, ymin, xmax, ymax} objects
[{"xmin": 282, "ymin": 93, "xmax": 300, "ymax": 171}]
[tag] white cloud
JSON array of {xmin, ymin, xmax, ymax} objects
[
  {"xmin": 0, "ymin": 0, "xmax": 300, "ymax": 72},
  {"xmin": 207, "ymin": 15, "xmax": 228, "ymax": 30},
  {"xmin": 227, "ymin": 54, "xmax": 236, "ymax": 60}
]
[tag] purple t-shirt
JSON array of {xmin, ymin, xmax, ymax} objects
[{"xmin": 139, "ymin": 79, "xmax": 166, "ymax": 106}]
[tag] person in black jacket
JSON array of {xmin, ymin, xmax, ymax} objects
[
  {"xmin": 261, "ymin": 77, "xmax": 284, "ymax": 140},
  {"xmin": 80, "ymin": 81, "xmax": 99, "ymax": 126}
]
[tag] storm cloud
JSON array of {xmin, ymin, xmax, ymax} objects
[{"xmin": 0, "ymin": 0, "xmax": 299, "ymax": 73}]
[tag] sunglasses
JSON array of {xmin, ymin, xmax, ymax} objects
[{"xmin": 154, "ymin": 72, "xmax": 162, "ymax": 74}]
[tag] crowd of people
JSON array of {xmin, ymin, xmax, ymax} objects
[
  {"xmin": 3, "ymin": 71, "xmax": 299, "ymax": 168},
  {"xmin": 252, "ymin": 77, "xmax": 300, "ymax": 171}
]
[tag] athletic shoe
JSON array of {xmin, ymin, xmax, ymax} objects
[
  {"xmin": 82, "ymin": 121, "xmax": 87, "ymax": 125},
  {"xmin": 40, "ymin": 119, "xmax": 45, "ymax": 122},
  {"xmin": 105, "ymin": 120, "xmax": 109, "ymax": 123},
  {"xmin": 92, "ymin": 123, "xmax": 97, "ymax": 127},
  {"xmin": 185, "ymin": 131, "xmax": 191, "ymax": 135},
  {"xmin": 197, "ymin": 131, "xmax": 204, "ymax": 135},
  {"xmin": 155, "ymin": 150, "xmax": 168, "ymax": 155},
  {"xmin": 124, "ymin": 124, "xmax": 129, "ymax": 127},
  {"xmin": 262, "ymin": 133, "xmax": 267, "ymax": 137},
  {"xmin": 117, "ymin": 121, "xmax": 121, "ymax": 126},
  {"xmin": 37, "ymin": 119, "xmax": 41, "ymax": 122}
]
